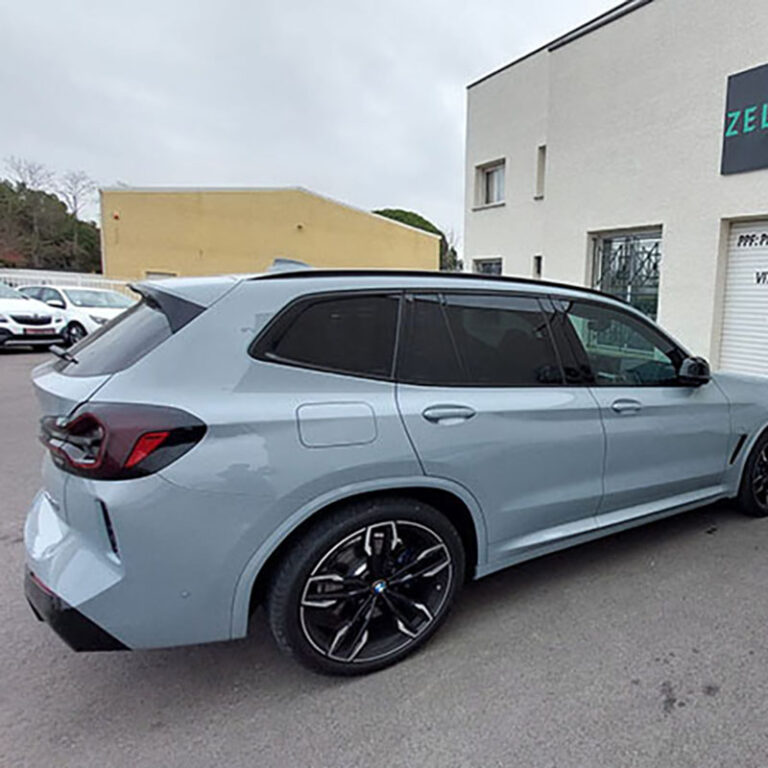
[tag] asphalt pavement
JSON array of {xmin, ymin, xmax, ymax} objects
[{"xmin": 2, "ymin": 348, "xmax": 768, "ymax": 768}]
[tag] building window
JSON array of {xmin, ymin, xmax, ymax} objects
[
  {"xmin": 534, "ymin": 145, "xmax": 546, "ymax": 200},
  {"xmin": 592, "ymin": 229, "xmax": 662, "ymax": 319},
  {"xmin": 476, "ymin": 161, "xmax": 505, "ymax": 206},
  {"xmin": 474, "ymin": 258, "xmax": 502, "ymax": 276}
]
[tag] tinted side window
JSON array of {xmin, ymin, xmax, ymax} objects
[
  {"xmin": 400, "ymin": 292, "xmax": 563, "ymax": 387},
  {"xmin": 57, "ymin": 300, "xmax": 172, "ymax": 377},
  {"xmin": 257, "ymin": 294, "xmax": 399, "ymax": 379},
  {"xmin": 443, "ymin": 294, "xmax": 562, "ymax": 386},
  {"xmin": 399, "ymin": 295, "xmax": 463, "ymax": 385},
  {"xmin": 559, "ymin": 300, "xmax": 683, "ymax": 386}
]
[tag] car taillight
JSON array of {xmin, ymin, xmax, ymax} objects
[{"xmin": 40, "ymin": 403, "xmax": 206, "ymax": 480}]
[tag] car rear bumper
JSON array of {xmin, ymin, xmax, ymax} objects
[
  {"xmin": 24, "ymin": 569, "xmax": 127, "ymax": 651},
  {"xmin": 24, "ymin": 472, "xmax": 248, "ymax": 650}
]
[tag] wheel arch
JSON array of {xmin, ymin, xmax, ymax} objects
[
  {"xmin": 230, "ymin": 478, "xmax": 487, "ymax": 639},
  {"xmin": 733, "ymin": 421, "xmax": 768, "ymax": 494}
]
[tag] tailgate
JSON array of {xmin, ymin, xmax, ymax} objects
[{"xmin": 32, "ymin": 357, "xmax": 111, "ymax": 417}]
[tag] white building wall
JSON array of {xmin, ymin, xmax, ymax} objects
[
  {"xmin": 465, "ymin": 0, "xmax": 768, "ymax": 361},
  {"xmin": 465, "ymin": 52, "xmax": 549, "ymax": 278}
]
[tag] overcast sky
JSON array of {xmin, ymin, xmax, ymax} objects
[{"xmin": 2, "ymin": 0, "xmax": 617, "ymax": 242}]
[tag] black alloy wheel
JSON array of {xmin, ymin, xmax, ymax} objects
[
  {"xmin": 738, "ymin": 433, "xmax": 768, "ymax": 518},
  {"xmin": 752, "ymin": 446, "xmax": 768, "ymax": 510},
  {"xmin": 267, "ymin": 497, "xmax": 465, "ymax": 675},
  {"xmin": 64, "ymin": 323, "xmax": 86, "ymax": 347}
]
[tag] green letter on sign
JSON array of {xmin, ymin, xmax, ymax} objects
[
  {"xmin": 744, "ymin": 106, "xmax": 758, "ymax": 133},
  {"xmin": 762, "ymin": 103, "xmax": 768, "ymax": 130},
  {"xmin": 726, "ymin": 111, "xmax": 741, "ymax": 137}
]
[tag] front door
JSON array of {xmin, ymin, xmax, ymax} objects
[
  {"xmin": 395, "ymin": 292, "xmax": 605, "ymax": 566},
  {"xmin": 551, "ymin": 298, "xmax": 731, "ymax": 526}
]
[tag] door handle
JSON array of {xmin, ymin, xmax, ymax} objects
[
  {"xmin": 611, "ymin": 398, "xmax": 643, "ymax": 414},
  {"xmin": 421, "ymin": 405, "xmax": 476, "ymax": 424}
]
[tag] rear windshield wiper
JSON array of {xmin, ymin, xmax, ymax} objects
[{"xmin": 49, "ymin": 345, "xmax": 79, "ymax": 365}]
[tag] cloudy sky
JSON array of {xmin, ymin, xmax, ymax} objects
[{"xmin": 2, "ymin": 0, "xmax": 616, "ymax": 242}]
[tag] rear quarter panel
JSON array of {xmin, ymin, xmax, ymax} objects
[{"xmin": 89, "ymin": 280, "xmax": 439, "ymax": 642}]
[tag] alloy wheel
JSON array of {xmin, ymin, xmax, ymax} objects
[
  {"xmin": 299, "ymin": 520, "xmax": 453, "ymax": 664},
  {"xmin": 753, "ymin": 446, "xmax": 768, "ymax": 511},
  {"xmin": 65, "ymin": 324, "xmax": 86, "ymax": 346}
]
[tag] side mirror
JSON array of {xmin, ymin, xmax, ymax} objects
[
  {"xmin": 46, "ymin": 299, "xmax": 65, "ymax": 309},
  {"xmin": 679, "ymin": 356, "xmax": 711, "ymax": 386}
]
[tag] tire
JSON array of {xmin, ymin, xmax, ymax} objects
[
  {"xmin": 737, "ymin": 432, "xmax": 768, "ymax": 517},
  {"xmin": 64, "ymin": 322, "xmax": 86, "ymax": 347},
  {"xmin": 266, "ymin": 496, "xmax": 465, "ymax": 676}
]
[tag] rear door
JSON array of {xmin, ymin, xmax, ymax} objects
[
  {"xmin": 550, "ymin": 297, "xmax": 731, "ymax": 525},
  {"xmin": 395, "ymin": 291, "xmax": 605, "ymax": 566}
]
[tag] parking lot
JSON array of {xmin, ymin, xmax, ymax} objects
[{"xmin": 2, "ymin": 349, "xmax": 768, "ymax": 767}]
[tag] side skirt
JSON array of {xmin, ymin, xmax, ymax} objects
[{"xmin": 474, "ymin": 491, "xmax": 729, "ymax": 580}]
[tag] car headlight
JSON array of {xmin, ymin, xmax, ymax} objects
[
  {"xmin": 0, "ymin": 313, "xmax": 7, "ymax": 323},
  {"xmin": 89, "ymin": 315, "xmax": 108, "ymax": 325},
  {"xmin": 53, "ymin": 313, "xmax": 64, "ymax": 324}
]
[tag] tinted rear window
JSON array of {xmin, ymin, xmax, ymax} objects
[
  {"xmin": 253, "ymin": 294, "xmax": 399, "ymax": 379},
  {"xmin": 57, "ymin": 299, "xmax": 172, "ymax": 377}
]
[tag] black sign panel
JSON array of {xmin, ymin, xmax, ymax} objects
[{"xmin": 721, "ymin": 63, "xmax": 768, "ymax": 175}]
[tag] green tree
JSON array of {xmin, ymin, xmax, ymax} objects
[
  {"xmin": 373, "ymin": 208, "xmax": 462, "ymax": 271},
  {"xmin": 0, "ymin": 159, "xmax": 101, "ymax": 272}
]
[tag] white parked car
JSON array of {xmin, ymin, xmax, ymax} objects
[
  {"xmin": 0, "ymin": 282, "xmax": 66, "ymax": 347},
  {"xmin": 18, "ymin": 285, "xmax": 135, "ymax": 346}
]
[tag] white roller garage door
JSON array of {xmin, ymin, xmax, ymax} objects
[{"xmin": 719, "ymin": 221, "xmax": 768, "ymax": 376}]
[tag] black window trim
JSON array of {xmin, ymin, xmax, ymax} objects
[
  {"xmin": 248, "ymin": 289, "xmax": 404, "ymax": 383},
  {"xmin": 548, "ymin": 294, "xmax": 691, "ymax": 388},
  {"xmin": 396, "ymin": 288, "xmax": 567, "ymax": 389},
  {"xmin": 248, "ymin": 286, "xmax": 691, "ymax": 389}
]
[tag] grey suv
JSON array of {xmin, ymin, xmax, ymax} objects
[{"xmin": 23, "ymin": 268, "xmax": 768, "ymax": 674}]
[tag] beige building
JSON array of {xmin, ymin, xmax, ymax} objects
[
  {"xmin": 101, "ymin": 187, "xmax": 439, "ymax": 281},
  {"xmin": 465, "ymin": 0, "xmax": 768, "ymax": 374}
]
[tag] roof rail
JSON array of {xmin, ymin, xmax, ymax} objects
[{"xmin": 247, "ymin": 268, "xmax": 630, "ymax": 306}]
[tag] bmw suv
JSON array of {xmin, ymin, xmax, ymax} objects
[{"xmin": 23, "ymin": 268, "xmax": 768, "ymax": 674}]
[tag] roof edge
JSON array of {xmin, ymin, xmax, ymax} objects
[
  {"xmin": 467, "ymin": 0, "xmax": 654, "ymax": 89},
  {"xmin": 99, "ymin": 186, "xmax": 441, "ymax": 241}
]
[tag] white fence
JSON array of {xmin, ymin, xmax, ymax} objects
[{"xmin": 0, "ymin": 269, "xmax": 137, "ymax": 297}]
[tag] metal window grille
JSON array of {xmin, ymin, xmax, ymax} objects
[{"xmin": 592, "ymin": 230, "xmax": 662, "ymax": 318}]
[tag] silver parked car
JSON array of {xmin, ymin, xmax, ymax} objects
[{"xmin": 23, "ymin": 268, "xmax": 768, "ymax": 674}]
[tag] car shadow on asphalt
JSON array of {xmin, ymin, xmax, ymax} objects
[
  {"xmin": 76, "ymin": 500, "xmax": 745, "ymax": 698},
  {"xmin": 19, "ymin": 498, "xmax": 755, "ymax": 749}
]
